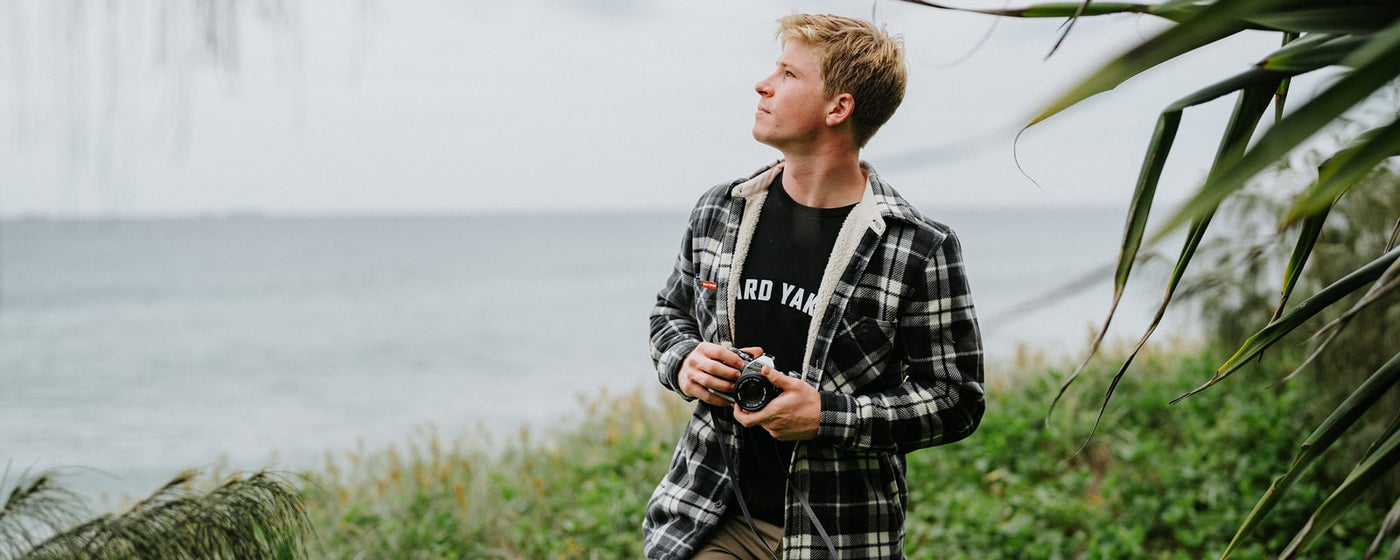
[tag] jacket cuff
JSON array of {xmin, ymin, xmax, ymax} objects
[
  {"xmin": 660, "ymin": 339, "xmax": 701, "ymax": 401},
  {"xmin": 816, "ymin": 391, "xmax": 860, "ymax": 448}
]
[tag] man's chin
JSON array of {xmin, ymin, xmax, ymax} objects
[{"xmin": 752, "ymin": 128, "xmax": 776, "ymax": 148}]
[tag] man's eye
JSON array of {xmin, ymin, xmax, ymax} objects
[{"xmin": 785, "ymin": 71, "xmax": 795, "ymax": 78}]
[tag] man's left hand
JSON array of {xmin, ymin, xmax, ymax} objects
[{"xmin": 733, "ymin": 365, "xmax": 820, "ymax": 441}]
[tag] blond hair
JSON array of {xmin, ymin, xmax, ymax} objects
[{"xmin": 776, "ymin": 14, "xmax": 907, "ymax": 148}]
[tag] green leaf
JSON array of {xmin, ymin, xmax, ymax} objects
[
  {"xmin": 1272, "ymin": 123, "xmax": 1400, "ymax": 318},
  {"xmin": 1270, "ymin": 31, "xmax": 1299, "ymax": 122},
  {"xmin": 1256, "ymin": 33, "xmax": 1363, "ymax": 73},
  {"xmin": 1064, "ymin": 79, "xmax": 1276, "ymax": 450},
  {"xmin": 1273, "ymin": 205, "xmax": 1331, "ymax": 321},
  {"xmin": 1045, "ymin": 110, "xmax": 1176, "ymax": 425},
  {"xmin": 1182, "ymin": 245, "xmax": 1400, "ymax": 400},
  {"xmin": 1286, "ymin": 120, "xmax": 1400, "ymax": 223},
  {"xmin": 1220, "ymin": 350, "xmax": 1400, "ymax": 559},
  {"xmin": 1026, "ymin": 0, "xmax": 1280, "ymax": 127},
  {"xmin": 1046, "ymin": 64, "xmax": 1293, "ymax": 424},
  {"xmin": 894, "ymin": 1, "xmax": 1199, "ymax": 21},
  {"xmin": 1363, "ymin": 464, "xmax": 1400, "ymax": 558},
  {"xmin": 1157, "ymin": 17, "xmax": 1400, "ymax": 239},
  {"xmin": 1243, "ymin": 3, "xmax": 1400, "ymax": 34},
  {"xmin": 1283, "ymin": 407, "xmax": 1400, "ymax": 558}
]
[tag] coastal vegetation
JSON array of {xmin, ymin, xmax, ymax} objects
[
  {"xmin": 291, "ymin": 342, "xmax": 1388, "ymax": 558},
  {"xmin": 4, "ymin": 1, "xmax": 1397, "ymax": 558},
  {"xmin": 6, "ymin": 337, "xmax": 1388, "ymax": 558}
]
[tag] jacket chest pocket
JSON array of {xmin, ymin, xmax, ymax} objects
[{"xmin": 826, "ymin": 310, "xmax": 899, "ymax": 392}]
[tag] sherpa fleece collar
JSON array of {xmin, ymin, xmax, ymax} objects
[
  {"xmin": 729, "ymin": 160, "xmax": 922, "ymax": 235},
  {"xmin": 724, "ymin": 159, "xmax": 917, "ymax": 378}
]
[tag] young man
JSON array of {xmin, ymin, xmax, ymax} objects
[{"xmin": 644, "ymin": 14, "xmax": 985, "ymax": 560}]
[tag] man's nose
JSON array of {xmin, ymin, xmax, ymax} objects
[{"xmin": 755, "ymin": 75, "xmax": 773, "ymax": 96}]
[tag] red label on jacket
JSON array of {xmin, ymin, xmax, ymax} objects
[{"xmin": 700, "ymin": 280, "xmax": 718, "ymax": 290}]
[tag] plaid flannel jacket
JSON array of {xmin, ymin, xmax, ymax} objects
[{"xmin": 643, "ymin": 162, "xmax": 985, "ymax": 559}]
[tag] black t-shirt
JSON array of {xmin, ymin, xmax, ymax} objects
[{"xmin": 733, "ymin": 173, "xmax": 854, "ymax": 525}]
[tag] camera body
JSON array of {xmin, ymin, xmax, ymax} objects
[{"xmin": 709, "ymin": 348, "xmax": 784, "ymax": 412}]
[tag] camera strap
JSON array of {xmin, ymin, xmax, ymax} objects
[
  {"xmin": 716, "ymin": 425, "xmax": 780, "ymax": 560},
  {"xmin": 717, "ymin": 417, "xmax": 838, "ymax": 559},
  {"xmin": 785, "ymin": 457, "xmax": 838, "ymax": 559}
]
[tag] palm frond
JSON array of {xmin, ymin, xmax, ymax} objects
[
  {"xmin": 19, "ymin": 470, "xmax": 309, "ymax": 560},
  {"xmin": 1276, "ymin": 255, "xmax": 1400, "ymax": 384},
  {"xmin": 1043, "ymin": 28, "xmax": 1347, "ymax": 422},
  {"xmin": 0, "ymin": 470, "xmax": 87, "ymax": 559}
]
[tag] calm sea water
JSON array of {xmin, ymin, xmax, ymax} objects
[{"xmin": 0, "ymin": 209, "xmax": 1187, "ymax": 499}]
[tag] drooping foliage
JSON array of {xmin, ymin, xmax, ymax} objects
[
  {"xmin": 0, "ymin": 469, "xmax": 309, "ymax": 560},
  {"xmin": 899, "ymin": 1, "xmax": 1400, "ymax": 557}
]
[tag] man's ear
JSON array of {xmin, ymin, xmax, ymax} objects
[{"xmin": 826, "ymin": 93, "xmax": 855, "ymax": 127}]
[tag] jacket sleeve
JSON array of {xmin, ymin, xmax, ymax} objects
[
  {"xmin": 649, "ymin": 215, "xmax": 704, "ymax": 400},
  {"xmin": 815, "ymin": 229, "xmax": 986, "ymax": 454}
]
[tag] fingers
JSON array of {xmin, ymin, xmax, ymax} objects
[
  {"xmin": 678, "ymin": 367, "xmax": 732, "ymax": 405},
  {"xmin": 736, "ymin": 346, "xmax": 764, "ymax": 364},
  {"xmin": 732, "ymin": 367, "xmax": 820, "ymax": 441},
  {"xmin": 678, "ymin": 342, "xmax": 746, "ymax": 405},
  {"xmin": 677, "ymin": 343, "xmax": 775, "ymax": 407},
  {"xmin": 732, "ymin": 406, "xmax": 764, "ymax": 428},
  {"xmin": 760, "ymin": 364, "xmax": 799, "ymax": 389},
  {"xmin": 689, "ymin": 343, "xmax": 743, "ymax": 381}
]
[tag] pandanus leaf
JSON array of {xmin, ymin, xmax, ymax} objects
[
  {"xmin": 1283, "ymin": 412, "xmax": 1400, "ymax": 558},
  {"xmin": 1270, "ymin": 31, "xmax": 1298, "ymax": 123},
  {"xmin": 1045, "ymin": 108, "xmax": 1175, "ymax": 425},
  {"xmin": 1180, "ymin": 245, "xmax": 1400, "ymax": 401},
  {"xmin": 1274, "ymin": 124, "xmax": 1400, "ymax": 318},
  {"xmin": 1156, "ymin": 17, "xmax": 1400, "ymax": 239},
  {"xmin": 1059, "ymin": 80, "xmax": 1277, "ymax": 450},
  {"xmin": 1256, "ymin": 33, "xmax": 1363, "ymax": 73},
  {"xmin": 1363, "ymin": 473, "xmax": 1400, "ymax": 558},
  {"xmin": 895, "ymin": 1, "xmax": 1199, "ymax": 22},
  {"xmin": 1274, "ymin": 206, "xmax": 1331, "ymax": 321},
  {"xmin": 1287, "ymin": 120, "xmax": 1400, "ymax": 223},
  {"xmin": 1244, "ymin": 2, "xmax": 1400, "ymax": 34},
  {"xmin": 1024, "ymin": 0, "xmax": 1289, "ymax": 128},
  {"xmin": 1048, "ymin": 67, "xmax": 1292, "ymax": 424},
  {"xmin": 1220, "ymin": 351, "xmax": 1400, "ymax": 559},
  {"xmin": 1279, "ymin": 256, "xmax": 1400, "ymax": 385}
]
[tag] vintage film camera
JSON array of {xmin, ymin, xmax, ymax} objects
[{"xmin": 708, "ymin": 348, "xmax": 786, "ymax": 412}]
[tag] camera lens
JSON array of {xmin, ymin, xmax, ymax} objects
[
  {"xmin": 736, "ymin": 377, "xmax": 767, "ymax": 404},
  {"xmin": 729, "ymin": 352, "xmax": 780, "ymax": 412},
  {"xmin": 734, "ymin": 375, "xmax": 774, "ymax": 412}
]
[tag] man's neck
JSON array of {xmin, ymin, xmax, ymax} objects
[{"xmin": 779, "ymin": 150, "xmax": 866, "ymax": 209}]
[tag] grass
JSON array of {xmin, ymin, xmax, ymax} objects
[{"xmin": 298, "ymin": 344, "xmax": 1391, "ymax": 559}]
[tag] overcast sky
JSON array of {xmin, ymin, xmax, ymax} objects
[{"xmin": 1, "ymin": 0, "xmax": 1297, "ymax": 218}]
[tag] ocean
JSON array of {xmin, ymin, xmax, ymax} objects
[{"xmin": 0, "ymin": 208, "xmax": 1188, "ymax": 499}]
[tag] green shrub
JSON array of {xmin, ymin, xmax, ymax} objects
[{"xmin": 300, "ymin": 347, "xmax": 1388, "ymax": 558}]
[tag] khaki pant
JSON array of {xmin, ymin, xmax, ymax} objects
[{"xmin": 691, "ymin": 515, "xmax": 783, "ymax": 559}]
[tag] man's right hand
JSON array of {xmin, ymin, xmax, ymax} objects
[{"xmin": 678, "ymin": 342, "xmax": 762, "ymax": 406}]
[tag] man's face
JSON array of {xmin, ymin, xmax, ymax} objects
[{"xmin": 753, "ymin": 40, "xmax": 832, "ymax": 151}]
